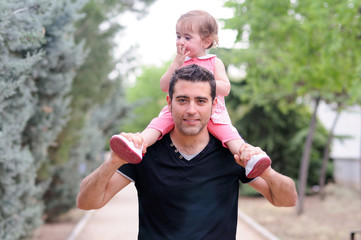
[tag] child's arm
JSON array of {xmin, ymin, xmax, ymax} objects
[
  {"xmin": 214, "ymin": 58, "xmax": 231, "ymax": 97},
  {"xmin": 160, "ymin": 44, "xmax": 189, "ymax": 93},
  {"xmin": 160, "ymin": 60, "xmax": 181, "ymax": 93}
]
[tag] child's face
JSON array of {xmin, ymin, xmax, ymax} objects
[{"xmin": 176, "ymin": 22, "xmax": 209, "ymax": 58}]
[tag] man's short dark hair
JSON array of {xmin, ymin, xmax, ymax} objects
[{"xmin": 169, "ymin": 64, "xmax": 216, "ymax": 100}]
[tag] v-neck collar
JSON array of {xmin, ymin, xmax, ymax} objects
[{"xmin": 164, "ymin": 133, "xmax": 214, "ymax": 163}]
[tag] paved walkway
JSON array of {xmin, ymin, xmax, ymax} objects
[{"xmin": 70, "ymin": 183, "xmax": 275, "ymax": 240}]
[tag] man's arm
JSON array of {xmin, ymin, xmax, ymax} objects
[
  {"xmin": 235, "ymin": 144, "xmax": 298, "ymax": 207},
  {"xmin": 249, "ymin": 168, "xmax": 298, "ymax": 207},
  {"xmin": 76, "ymin": 152, "xmax": 131, "ymax": 210}
]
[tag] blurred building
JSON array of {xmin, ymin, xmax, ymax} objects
[{"xmin": 318, "ymin": 102, "xmax": 361, "ymax": 190}]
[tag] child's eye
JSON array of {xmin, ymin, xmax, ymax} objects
[{"xmin": 185, "ymin": 36, "xmax": 191, "ymax": 40}]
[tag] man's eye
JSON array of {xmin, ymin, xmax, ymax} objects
[
  {"xmin": 198, "ymin": 100, "xmax": 206, "ymax": 104},
  {"xmin": 178, "ymin": 99, "xmax": 187, "ymax": 103}
]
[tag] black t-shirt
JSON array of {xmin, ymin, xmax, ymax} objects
[{"xmin": 118, "ymin": 133, "xmax": 254, "ymax": 240}]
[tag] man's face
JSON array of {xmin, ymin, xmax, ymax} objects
[{"xmin": 167, "ymin": 79, "xmax": 216, "ymax": 136}]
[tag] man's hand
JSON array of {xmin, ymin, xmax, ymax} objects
[
  {"xmin": 108, "ymin": 150, "xmax": 128, "ymax": 166},
  {"xmin": 117, "ymin": 132, "xmax": 148, "ymax": 155},
  {"xmin": 234, "ymin": 143, "xmax": 265, "ymax": 167}
]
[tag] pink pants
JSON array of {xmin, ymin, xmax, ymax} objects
[{"xmin": 147, "ymin": 110, "xmax": 242, "ymax": 147}]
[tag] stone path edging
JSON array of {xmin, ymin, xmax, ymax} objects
[
  {"xmin": 238, "ymin": 211, "xmax": 280, "ymax": 240},
  {"xmin": 67, "ymin": 210, "xmax": 94, "ymax": 240}
]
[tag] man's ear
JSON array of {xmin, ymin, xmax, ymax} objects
[
  {"xmin": 211, "ymin": 97, "xmax": 217, "ymax": 115},
  {"xmin": 167, "ymin": 95, "xmax": 171, "ymax": 111}
]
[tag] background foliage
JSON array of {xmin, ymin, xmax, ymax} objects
[
  {"xmin": 123, "ymin": 64, "xmax": 168, "ymax": 132},
  {"xmin": 1, "ymin": 1, "xmax": 87, "ymax": 239},
  {"xmin": 218, "ymin": 0, "xmax": 361, "ymax": 211},
  {"xmin": 41, "ymin": 0, "xmax": 154, "ymax": 222},
  {"xmin": 0, "ymin": 0, "xmax": 154, "ymax": 239}
]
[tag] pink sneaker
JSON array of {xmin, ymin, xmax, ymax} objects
[
  {"xmin": 109, "ymin": 135, "xmax": 143, "ymax": 164},
  {"xmin": 245, "ymin": 153, "xmax": 271, "ymax": 178}
]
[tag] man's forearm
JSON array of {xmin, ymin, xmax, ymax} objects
[
  {"xmin": 76, "ymin": 158, "xmax": 124, "ymax": 210},
  {"xmin": 261, "ymin": 168, "xmax": 298, "ymax": 207}
]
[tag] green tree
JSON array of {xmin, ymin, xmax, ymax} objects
[
  {"xmin": 42, "ymin": 0, "xmax": 156, "ymax": 221},
  {"xmin": 223, "ymin": 0, "xmax": 361, "ymax": 214},
  {"xmin": 0, "ymin": 0, "xmax": 87, "ymax": 238},
  {"xmin": 123, "ymin": 64, "xmax": 168, "ymax": 132},
  {"xmin": 26, "ymin": 0, "xmax": 89, "ymax": 222},
  {"xmin": 0, "ymin": 3, "xmax": 45, "ymax": 238},
  {"xmin": 225, "ymin": 84, "xmax": 330, "ymax": 186}
]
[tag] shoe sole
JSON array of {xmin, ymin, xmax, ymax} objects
[
  {"xmin": 246, "ymin": 156, "xmax": 271, "ymax": 178},
  {"xmin": 109, "ymin": 136, "xmax": 142, "ymax": 164}
]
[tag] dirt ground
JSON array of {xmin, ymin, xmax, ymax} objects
[
  {"xmin": 239, "ymin": 184, "xmax": 361, "ymax": 240},
  {"xmin": 33, "ymin": 184, "xmax": 361, "ymax": 240},
  {"xmin": 33, "ymin": 208, "xmax": 86, "ymax": 240}
]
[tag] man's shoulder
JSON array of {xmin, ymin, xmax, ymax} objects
[
  {"xmin": 144, "ymin": 134, "xmax": 171, "ymax": 154},
  {"xmin": 145, "ymin": 133, "xmax": 232, "ymax": 158},
  {"xmin": 208, "ymin": 133, "xmax": 225, "ymax": 147},
  {"xmin": 206, "ymin": 134, "xmax": 234, "ymax": 157}
]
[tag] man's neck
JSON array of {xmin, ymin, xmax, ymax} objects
[{"xmin": 169, "ymin": 129, "xmax": 210, "ymax": 155}]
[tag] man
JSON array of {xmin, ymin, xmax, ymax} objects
[{"xmin": 77, "ymin": 64, "xmax": 297, "ymax": 239}]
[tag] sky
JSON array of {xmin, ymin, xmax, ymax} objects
[{"xmin": 115, "ymin": 0, "xmax": 236, "ymax": 66}]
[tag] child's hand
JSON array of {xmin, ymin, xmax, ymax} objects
[
  {"xmin": 175, "ymin": 43, "xmax": 190, "ymax": 66},
  {"xmin": 176, "ymin": 42, "xmax": 190, "ymax": 56}
]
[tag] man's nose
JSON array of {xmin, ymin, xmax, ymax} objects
[{"xmin": 186, "ymin": 102, "xmax": 197, "ymax": 114}]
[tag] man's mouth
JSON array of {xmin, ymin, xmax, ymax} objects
[{"xmin": 183, "ymin": 118, "xmax": 199, "ymax": 124}]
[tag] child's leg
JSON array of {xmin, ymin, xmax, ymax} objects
[
  {"xmin": 207, "ymin": 120, "xmax": 271, "ymax": 178},
  {"xmin": 145, "ymin": 109, "xmax": 174, "ymax": 144},
  {"xmin": 207, "ymin": 119, "xmax": 244, "ymax": 153},
  {"xmin": 110, "ymin": 108, "xmax": 174, "ymax": 164},
  {"xmin": 141, "ymin": 128, "xmax": 162, "ymax": 147},
  {"xmin": 225, "ymin": 138, "xmax": 246, "ymax": 156}
]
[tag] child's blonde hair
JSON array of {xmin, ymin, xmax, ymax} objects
[{"xmin": 177, "ymin": 10, "xmax": 219, "ymax": 49}]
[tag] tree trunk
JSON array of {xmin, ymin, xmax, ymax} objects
[
  {"xmin": 319, "ymin": 104, "xmax": 341, "ymax": 200},
  {"xmin": 296, "ymin": 96, "xmax": 321, "ymax": 215}
]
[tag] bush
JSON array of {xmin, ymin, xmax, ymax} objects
[
  {"xmin": 0, "ymin": 1, "xmax": 87, "ymax": 238},
  {"xmin": 239, "ymin": 104, "xmax": 331, "ymax": 186}
]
